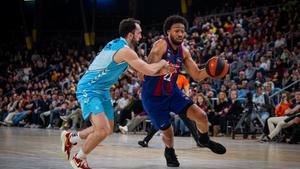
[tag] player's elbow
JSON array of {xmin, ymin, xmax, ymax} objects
[
  {"xmin": 193, "ymin": 77, "xmax": 203, "ymax": 82},
  {"xmin": 193, "ymin": 73, "xmax": 208, "ymax": 82}
]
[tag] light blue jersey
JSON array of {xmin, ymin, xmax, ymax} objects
[{"xmin": 76, "ymin": 37, "xmax": 129, "ymax": 120}]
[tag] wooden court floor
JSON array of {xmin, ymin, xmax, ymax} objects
[{"xmin": 0, "ymin": 127, "xmax": 299, "ymax": 169}]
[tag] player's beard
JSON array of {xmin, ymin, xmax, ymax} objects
[
  {"xmin": 131, "ymin": 38, "xmax": 139, "ymax": 48},
  {"xmin": 170, "ymin": 36, "xmax": 183, "ymax": 46}
]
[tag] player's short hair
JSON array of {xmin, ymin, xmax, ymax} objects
[
  {"xmin": 163, "ymin": 15, "xmax": 188, "ymax": 35},
  {"xmin": 119, "ymin": 18, "xmax": 141, "ymax": 38}
]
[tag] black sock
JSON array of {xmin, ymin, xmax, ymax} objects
[
  {"xmin": 144, "ymin": 126, "xmax": 158, "ymax": 143},
  {"xmin": 165, "ymin": 147, "xmax": 174, "ymax": 151},
  {"xmin": 199, "ymin": 132, "xmax": 209, "ymax": 144}
]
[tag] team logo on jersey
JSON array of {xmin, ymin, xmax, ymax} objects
[
  {"xmin": 90, "ymin": 68, "xmax": 110, "ymax": 84},
  {"xmin": 167, "ymin": 52, "xmax": 171, "ymax": 57},
  {"xmin": 176, "ymin": 57, "xmax": 182, "ymax": 64}
]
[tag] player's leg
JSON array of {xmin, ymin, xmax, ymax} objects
[
  {"xmin": 186, "ymin": 104, "xmax": 226, "ymax": 154},
  {"xmin": 170, "ymin": 90, "xmax": 226, "ymax": 154},
  {"xmin": 70, "ymin": 112, "xmax": 111, "ymax": 169},
  {"xmin": 101, "ymin": 92, "xmax": 115, "ymax": 135},
  {"xmin": 76, "ymin": 127, "xmax": 94, "ymax": 139},
  {"xmin": 153, "ymin": 114, "xmax": 179, "ymax": 167},
  {"xmin": 186, "ymin": 104, "xmax": 209, "ymax": 133},
  {"xmin": 67, "ymin": 91, "xmax": 114, "ymax": 147},
  {"xmin": 138, "ymin": 124, "xmax": 158, "ymax": 147},
  {"xmin": 161, "ymin": 125, "xmax": 180, "ymax": 167},
  {"xmin": 161, "ymin": 125, "xmax": 174, "ymax": 148},
  {"xmin": 142, "ymin": 97, "xmax": 180, "ymax": 167},
  {"xmin": 81, "ymin": 113, "xmax": 111, "ymax": 153},
  {"xmin": 61, "ymin": 95, "xmax": 97, "ymax": 160},
  {"xmin": 61, "ymin": 126, "xmax": 93, "ymax": 160},
  {"xmin": 179, "ymin": 113, "xmax": 202, "ymax": 147},
  {"xmin": 79, "ymin": 93, "xmax": 114, "ymax": 154},
  {"xmin": 62, "ymin": 100, "xmax": 114, "ymax": 145}
]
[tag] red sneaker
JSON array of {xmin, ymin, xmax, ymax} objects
[
  {"xmin": 70, "ymin": 153, "xmax": 91, "ymax": 169},
  {"xmin": 61, "ymin": 130, "xmax": 77, "ymax": 160}
]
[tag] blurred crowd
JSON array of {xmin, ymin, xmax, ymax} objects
[{"xmin": 0, "ymin": 0, "xmax": 299, "ymax": 143}]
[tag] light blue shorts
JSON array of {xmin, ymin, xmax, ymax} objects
[{"xmin": 76, "ymin": 90, "xmax": 114, "ymax": 120}]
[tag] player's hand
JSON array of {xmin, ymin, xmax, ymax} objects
[
  {"xmin": 161, "ymin": 63, "xmax": 179, "ymax": 75},
  {"xmin": 137, "ymin": 72, "xmax": 144, "ymax": 82}
]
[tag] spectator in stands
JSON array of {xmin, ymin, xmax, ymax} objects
[
  {"xmin": 115, "ymin": 90, "xmax": 133, "ymax": 127},
  {"xmin": 252, "ymin": 82, "xmax": 271, "ymax": 124},
  {"xmin": 245, "ymin": 60, "xmax": 256, "ymax": 80},
  {"xmin": 118, "ymin": 89, "xmax": 148, "ymax": 133},
  {"xmin": 60, "ymin": 94, "xmax": 82, "ymax": 130},
  {"xmin": 281, "ymin": 70, "xmax": 293, "ymax": 90},
  {"xmin": 213, "ymin": 91, "xmax": 230, "ymax": 136},
  {"xmin": 47, "ymin": 94, "xmax": 66, "ymax": 129},
  {"xmin": 262, "ymin": 89, "xmax": 300, "ymax": 142},
  {"xmin": 4, "ymin": 94, "xmax": 20, "ymax": 126}
]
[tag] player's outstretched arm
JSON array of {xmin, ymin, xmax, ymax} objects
[
  {"xmin": 182, "ymin": 47, "xmax": 209, "ymax": 82},
  {"xmin": 115, "ymin": 47, "xmax": 169, "ymax": 76},
  {"xmin": 147, "ymin": 39, "xmax": 178, "ymax": 76}
]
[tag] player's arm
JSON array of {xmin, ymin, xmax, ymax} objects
[
  {"xmin": 147, "ymin": 39, "xmax": 166, "ymax": 63},
  {"xmin": 182, "ymin": 47, "xmax": 209, "ymax": 82},
  {"xmin": 146, "ymin": 39, "xmax": 177, "ymax": 76},
  {"xmin": 114, "ymin": 47, "xmax": 168, "ymax": 76}
]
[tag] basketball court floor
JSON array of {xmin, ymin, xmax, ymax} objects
[{"xmin": 0, "ymin": 127, "xmax": 299, "ymax": 169}]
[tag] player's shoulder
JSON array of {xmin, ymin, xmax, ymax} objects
[
  {"xmin": 153, "ymin": 38, "xmax": 168, "ymax": 47},
  {"xmin": 152, "ymin": 39, "xmax": 168, "ymax": 52},
  {"xmin": 181, "ymin": 44, "xmax": 191, "ymax": 59},
  {"xmin": 154, "ymin": 38, "xmax": 167, "ymax": 45},
  {"xmin": 117, "ymin": 46, "xmax": 136, "ymax": 57},
  {"xmin": 104, "ymin": 38, "xmax": 128, "ymax": 51},
  {"xmin": 181, "ymin": 44, "xmax": 189, "ymax": 53}
]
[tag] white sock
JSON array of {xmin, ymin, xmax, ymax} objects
[
  {"xmin": 70, "ymin": 132, "xmax": 82, "ymax": 144},
  {"xmin": 76, "ymin": 148, "xmax": 87, "ymax": 159}
]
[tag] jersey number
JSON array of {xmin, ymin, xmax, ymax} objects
[{"xmin": 164, "ymin": 73, "xmax": 173, "ymax": 82}]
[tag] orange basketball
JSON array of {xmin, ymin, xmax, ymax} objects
[{"xmin": 205, "ymin": 56, "xmax": 229, "ymax": 79}]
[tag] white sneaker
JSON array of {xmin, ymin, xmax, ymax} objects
[
  {"xmin": 119, "ymin": 125, "xmax": 128, "ymax": 134},
  {"xmin": 19, "ymin": 120, "xmax": 26, "ymax": 125},
  {"xmin": 5, "ymin": 120, "xmax": 13, "ymax": 125},
  {"xmin": 70, "ymin": 153, "xmax": 91, "ymax": 169},
  {"xmin": 24, "ymin": 123, "xmax": 30, "ymax": 128},
  {"xmin": 61, "ymin": 130, "xmax": 76, "ymax": 160}
]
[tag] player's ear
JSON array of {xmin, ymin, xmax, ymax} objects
[
  {"xmin": 126, "ymin": 32, "xmax": 133, "ymax": 39},
  {"xmin": 167, "ymin": 30, "xmax": 170, "ymax": 35},
  {"xmin": 129, "ymin": 32, "xmax": 134, "ymax": 39}
]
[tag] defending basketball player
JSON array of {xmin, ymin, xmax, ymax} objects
[
  {"xmin": 60, "ymin": 18, "xmax": 176, "ymax": 169},
  {"xmin": 142, "ymin": 15, "xmax": 227, "ymax": 167}
]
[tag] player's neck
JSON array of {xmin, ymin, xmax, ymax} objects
[
  {"xmin": 125, "ymin": 38, "xmax": 135, "ymax": 50},
  {"xmin": 167, "ymin": 38, "xmax": 179, "ymax": 51},
  {"xmin": 128, "ymin": 43, "xmax": 135, "ymax": 50}
]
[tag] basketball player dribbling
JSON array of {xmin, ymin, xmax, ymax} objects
[
  {"xmin": 142, "ymin": 15, "xmax": 226, "ymax": 167},
  {"xmin": 60, "ymin": 18, "xmax": 176, "ymax": 169}
]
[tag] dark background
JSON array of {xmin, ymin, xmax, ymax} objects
[{"xmin": 0, "ymin": 0, "xmax": 282, "ymax": 44}]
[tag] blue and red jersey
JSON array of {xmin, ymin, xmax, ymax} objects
[{"xmin": 142, "ymin": 38, "xmax": 184, "ymax": 96}]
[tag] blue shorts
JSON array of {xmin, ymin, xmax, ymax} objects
[
  {"xmin": 142, "ymin": 89, "xmax": 193, "ymax": 130},
  {"xmin": 76, "ymin": 90, "xmax": 114, "ymax": 120}
]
